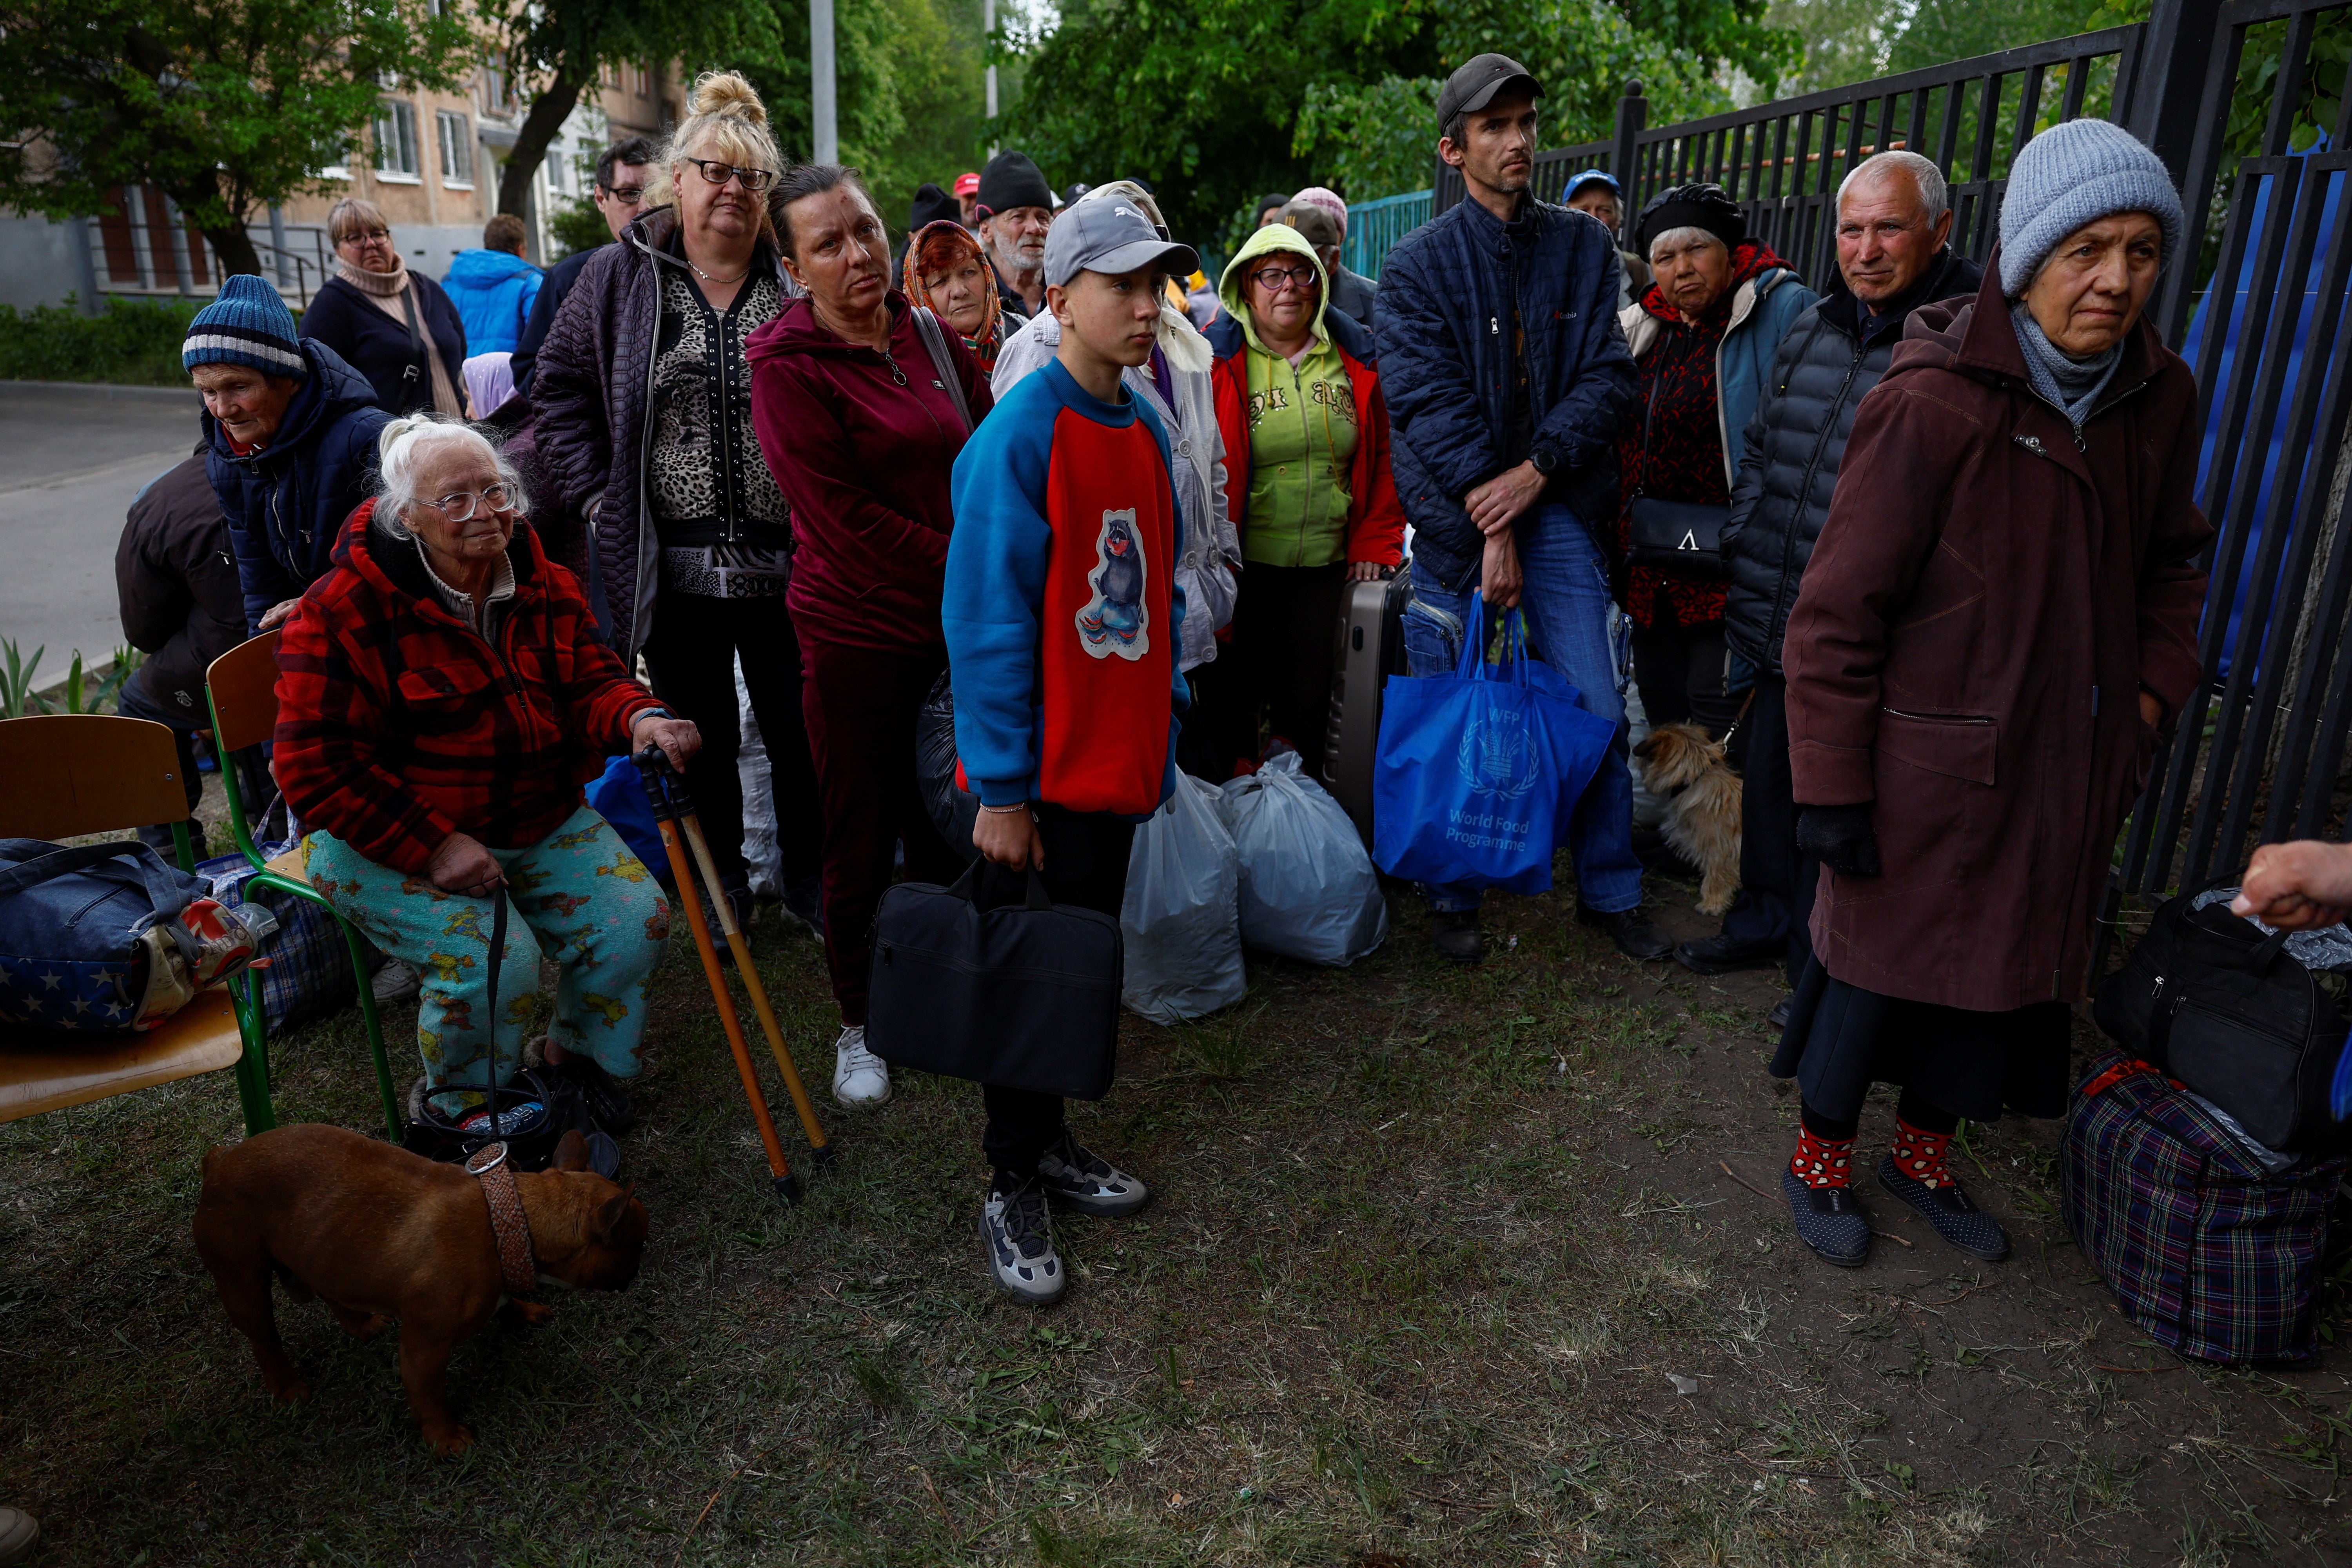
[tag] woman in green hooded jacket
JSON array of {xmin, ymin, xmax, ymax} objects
[{"xmin": 1192, "ymin": 222, "xmax": 1405, "ymax": 782}]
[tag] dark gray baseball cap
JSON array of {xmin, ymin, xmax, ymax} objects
[
  {"xmin": 1437, "ymin": 53, "xmax": 1543, "ymax": 130},
  {"xmin": 1043, "ymin": 197, "xmax": 1199, "ymax": 288}
]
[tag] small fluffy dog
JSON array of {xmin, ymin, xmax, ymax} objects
[
  {"xmin": 1633, "ymin": 722, "xmax": 1743, "ymax": 916},
  {"xmin": 194, "ymin": 1124, "xmax": 648, "ymax": 1454}
]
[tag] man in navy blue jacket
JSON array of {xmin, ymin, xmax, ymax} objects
[{"xmin": 1376, "ymin": 54, "xmax": 1659, "ymax": 965}]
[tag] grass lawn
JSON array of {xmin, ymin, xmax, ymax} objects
[{"xmin": 4, "ymin": 790, "xmax": 2350, "ymax": 1565}]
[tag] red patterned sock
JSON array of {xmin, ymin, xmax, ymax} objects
[
  {"xmin": 1789, "ymin": 1124, "xmax": 1855, "ymax": 1189},
  {"xmin": 1889, "ymin": 1117, "xmax": 1955, "ymax": 1190}
]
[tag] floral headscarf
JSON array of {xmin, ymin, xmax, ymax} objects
[{"xmin": 902, "ymin": 220, "xmax": 1003, "ymax": 376}]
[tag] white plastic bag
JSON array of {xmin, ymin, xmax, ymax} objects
[
  {"xmin": 735, "ymin": 657, "xmax": 785, "ymax": 899},
  {"xmin": 1120, "ymin": 773, "xmax": 1247, "ymax": 1023},
  {"xmin": 1221, "ymin": 750, "xmax": 1388, "ymax": 965}
]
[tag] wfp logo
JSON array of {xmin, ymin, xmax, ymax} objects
[{"xmin": 1456, "ymin": 710, "xmax": 1539, "ymax": 800}]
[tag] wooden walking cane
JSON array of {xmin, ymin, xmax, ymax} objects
[
  {"xmin": 671, "ymin": 809, "xmax": 835, "ymax": 1161},
  {"xmin": 634, "ymin": 749, "xmax": 801, "ymax": 1205}
]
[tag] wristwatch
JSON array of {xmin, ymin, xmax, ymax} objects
[{"xmin": 1529, "ymin": 445, "xmax": 1561, "ymax": 477}]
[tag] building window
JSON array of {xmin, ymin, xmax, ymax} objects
[
  {"xmin": 636, "ymin": 62, "xmax": 652, "ymax": 98},
  {"xmin": 374, "ymin": 99, "xmax": 420, "ymax": 179},
  {"xmin": 437, "ymin": 111, "xmax": 473, "ymax": 187}
]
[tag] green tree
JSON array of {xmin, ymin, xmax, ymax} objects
[
  {"xmin": 0, "ymin": 0, "xmax": 474, "ymax": 276},
  {"xmin": 998, "ymin": 0, "xmax": 1797, "ymax": 240}
]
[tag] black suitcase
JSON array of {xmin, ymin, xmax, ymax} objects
[
  {"xmin": 1321, "ymin": 571, "xmax": 1409, "ymax": 845},
  {"xmin": 865, "ymin": 860, "xmax": 1123, "ymax": 1100}
]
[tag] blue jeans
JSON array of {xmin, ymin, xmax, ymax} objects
[{"xmin": 1400, "ymin": 505, "xmax": 1642, "ymax": 915}]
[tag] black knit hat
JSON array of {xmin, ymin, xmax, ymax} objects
[
  {"xmin": 1636, "ymin": 182, "xmax": 1746, "ymax": 256},
  {"xmin": 907, "ymin": 181, "xmax": 958, "ymax": 232},
  {"xmin": 976, "ymin": 151, "xmax": 1053, "ymax": 218}
]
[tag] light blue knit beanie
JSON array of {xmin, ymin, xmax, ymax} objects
[
  {"xmin": 1998, "ymin": 118, "xmax": 2185, "ymax": 297},
  {"xmin": 182, "ymin": 273, "xmax": 308, "ymax": 379}
]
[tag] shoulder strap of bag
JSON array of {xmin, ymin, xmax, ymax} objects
[
  {"xmin": 0, "ymin": 841, "xmax": 188, "ymax": 913},
  {"xmin": 911, "ymin": 307, "xmax": 975, "ymax": 436},
  {"xmin": 397, "ymin": 283, "xmax": 430, "ymax": 397}
]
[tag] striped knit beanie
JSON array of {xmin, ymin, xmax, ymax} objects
[
  {"xmin": 182, "ymin": 274, "xmax": 308, "ymax": 380},
  {"xmin": 1997, "ymin": 119, "xmax": 2185, "ymax": 297}
]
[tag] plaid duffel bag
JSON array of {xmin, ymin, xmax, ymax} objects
[{"xmin": 2063, "ymin": 1054, "xmax": 2345, "ymax": 1365}]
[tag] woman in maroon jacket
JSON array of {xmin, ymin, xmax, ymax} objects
[{"xmin": 748, "ymin": 165, "xmax": 994, "ymax": 1110}]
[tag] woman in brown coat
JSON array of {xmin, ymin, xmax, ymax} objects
[{"xmin": 1771, "ymin": 119, "xmax": 2211, "ymax": 1268}]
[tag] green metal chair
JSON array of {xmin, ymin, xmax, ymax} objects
[
  {"xmin": 205, "ymin": 631, "xmax": 402, "ymax": 1139},
  {"xmin": 0, "ymin": 714, "xmax": 269, "ymax": 1134}
]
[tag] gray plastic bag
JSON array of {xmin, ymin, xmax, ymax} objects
[
  {"xmin": 1221, "ymin": 750, "xmax": 1388, "ymax": 966},
  {"xmin": 1120, "ymin": 772, "xmax": 1247, "ymax": 1023}
]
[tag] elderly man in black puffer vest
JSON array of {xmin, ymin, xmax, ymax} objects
[{"xmin": 1674, "ymin": 151, "xmax": 1984, "ymax": 1014}]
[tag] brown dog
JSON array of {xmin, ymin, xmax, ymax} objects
[
  {"xmin": 1632, "ymin": 721, "xmax": 1744, "ymax": 916},
  {"xmin": 193, "ymin": 1124, "xmax": 648, "ymax": 1454}
]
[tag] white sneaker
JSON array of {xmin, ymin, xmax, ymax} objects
[
  {"xmin": 371, "ymin": 959, "xmax": 422, "ymax": 1004},
  {"xmin": 832, "ymin": 1025, "xmax": 891, "ymax": 1108}
]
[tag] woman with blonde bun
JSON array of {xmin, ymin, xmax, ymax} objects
[{"xmin": 535, "ymin": 70, "xmax": 824, "ymax": 934}]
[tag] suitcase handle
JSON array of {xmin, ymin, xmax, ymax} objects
[{"xmin": 946, "ymin": 855, "xmax": 1054, "ymax": 912}]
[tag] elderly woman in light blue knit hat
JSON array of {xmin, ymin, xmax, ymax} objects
[{"xmin": 1765, "ymin": 119, "xmax": 2212, "ymax": 1272}]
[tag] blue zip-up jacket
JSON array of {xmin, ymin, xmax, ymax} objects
[
  {"xmin": 442, "ymin": 248, "xmax": 545, "ymax": 355},
  {"xmin": 946, "ymin": 359, "xmax": 1188, "ymax": 817},
  {"xmin": 202, "ymin": 339, "xmax": 393, "ymax": 633},
  {"xmin": 1374, "ymin": 195, "xmax": 1638, "ymax": 592}
]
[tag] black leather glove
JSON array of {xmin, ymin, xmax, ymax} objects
[{"xmin": 1797, "ymin": 804, "xmax": 1882, "ymax": 879}]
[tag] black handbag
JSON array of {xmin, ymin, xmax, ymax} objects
[
  {"xmin": 865, "ymin": 858, "xmax": 1123, "ymax": 1100},
  {"xmin": 2093, "ymin": 882, "xmax": 2352, "ymax": 1158},
  {"xmin": 1625, "ymin": 372, "xmax": 1731, "ymax": 579}
]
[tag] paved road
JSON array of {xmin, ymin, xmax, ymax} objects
[{"xmin": 0, "ymin": 382, "xmax": 206, "ymax": 683}]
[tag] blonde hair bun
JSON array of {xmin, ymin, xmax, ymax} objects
[{"xmin": 691, "ymin": 71, "xmax": 768, "ymax": 127}]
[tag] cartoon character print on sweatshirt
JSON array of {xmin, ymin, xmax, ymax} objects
[{"xmin": 1076, "ymin": 508, "xmax": 1150, "ymax": 658}]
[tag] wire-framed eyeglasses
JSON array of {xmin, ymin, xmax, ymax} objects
[
  {"xmin": 685, "ymin": 158, "xmax": 777, "ymax": 193},
  {"xmin": 1250, "ymin": 263, "xmax": 1319, "ymax": 293},
  {"xmin": 422, "ymin": 483, "xmax": 518, "ymax": 522}
]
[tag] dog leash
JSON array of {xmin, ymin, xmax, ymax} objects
[{"xmin": 462, "ymin": 885, "xmax": 537, "ymax": 1301}]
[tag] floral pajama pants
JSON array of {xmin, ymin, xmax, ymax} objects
[{"xmin": 303, "ymin": 806, "xmax": 671, "ymax": 1112}]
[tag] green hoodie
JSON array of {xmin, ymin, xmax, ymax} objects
[{"xmin": 1218, "ymin": 224, "xmax": 1359, "ymax": 569}]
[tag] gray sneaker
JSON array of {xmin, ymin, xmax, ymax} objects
[
  {"xmin": 1037, "ymin": 1132, "xmax": 1149, "ymax": 1217},
  {"xmin": 980, "ymin": 1177, "xmax": 1066, "ymax": 1305}
]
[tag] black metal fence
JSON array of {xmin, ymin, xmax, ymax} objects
[
  {"xmin": 1433, "ymin": 0, "xmax": 2352, "ymax": 949},
  {"xmin": 2115, "ymin": 0, "xmax": 2352, "ymax": 940},
  {"xmin": 1436, "ymin": 27, "xmax": 2145, "ymax": 290}
]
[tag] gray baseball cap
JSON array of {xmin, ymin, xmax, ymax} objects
[{"xmin": 1043, "ymin": 197, "xmax": 1199, "ymax": 288}]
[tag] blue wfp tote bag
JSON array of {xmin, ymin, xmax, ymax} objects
[{"xmin": 1371, "ymin": 598, "xmax": 1614, "ymax": 895}]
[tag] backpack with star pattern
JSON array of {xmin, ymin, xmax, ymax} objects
[{"xmin": 0, "ymin": 839, "xmax": 274, "ymax": 1035}]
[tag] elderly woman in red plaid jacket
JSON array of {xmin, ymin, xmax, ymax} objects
[{"xmin": 274, "ymin": 414, "xmax": 701, "ymax": 1139}]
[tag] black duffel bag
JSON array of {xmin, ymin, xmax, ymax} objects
[
  {"xmin": 2093, "ymin": 882, "xmax": 2352, "ymax": 1157},
  {"xmin": 865, "ymin": 858, "xmax": 1122, "ymax": 1100}
]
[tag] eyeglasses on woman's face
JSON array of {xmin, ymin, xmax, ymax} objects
[
  {"xmin": 423, "ymin": 483, "xmax": 517, "ymax": 522},
  {"xmin": 685, "ymin": 157, "xmax": 776, "ymax": 193},
  {"xmin": 1250, "ymin": 263, "xmax": 1319, "ymax": 293}
]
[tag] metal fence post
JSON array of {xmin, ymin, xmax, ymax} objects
[
  {"xmin": 2123, "ymin": 0, "xmax": 2225, "ymax": 183},
  {"xmin": 1610, "ymin": 80, "xmax": 1647, "ymax": 201}
]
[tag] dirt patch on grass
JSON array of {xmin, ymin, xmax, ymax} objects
[{"xmin": 4, "ymin": 836, "xmax": 2350, "ymax": 1564}]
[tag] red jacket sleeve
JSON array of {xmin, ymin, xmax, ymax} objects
[
  {"xmin": 1346, "ymin": 367, "xmax": 1408, "ymax": 568},
  {"xmin": 272, "ymin": 596, "xmax": 459, "ymax": 877},
  {"xmin": 543, "ymin": 559, "xmax": 664, "ymax": 746}
]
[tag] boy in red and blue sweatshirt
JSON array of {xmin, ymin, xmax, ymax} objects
[{"xmin": 946, "ymin": 198, "xmax": 1196, "ymax": 1306}]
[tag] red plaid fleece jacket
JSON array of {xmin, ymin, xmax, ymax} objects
[{"xmin": 274, "ymin": 501, "xmax": 661, "ymax": 875}]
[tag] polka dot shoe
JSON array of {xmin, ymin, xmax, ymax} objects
[
  {"xmin": 1780, "ymin": 1168, "xmax": 1871, "ymax": 1267},
  {"xmin": 1876, "ymin": 1155, "xmax": 2010, "ymax": 1261}
]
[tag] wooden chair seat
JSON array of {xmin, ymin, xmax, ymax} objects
[
  {"xmin": 264, "ymin": 846, "xmax": 307, "ymax": 885},
  {"xmin": 0, "ymin": 986, "xmax": 245, "ymax": 1123}
]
